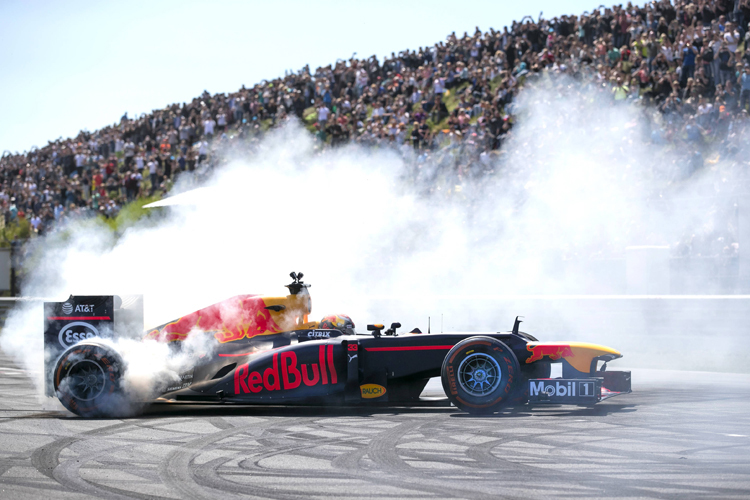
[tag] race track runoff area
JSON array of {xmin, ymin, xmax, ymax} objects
[{"xmin": 0, "ymin": 349, "xmax": 748, "ymax": 499}]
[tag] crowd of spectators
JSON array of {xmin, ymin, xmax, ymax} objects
[{"xmin": 0, "ymin": 0, "xmax": 748, "ymax": 244}]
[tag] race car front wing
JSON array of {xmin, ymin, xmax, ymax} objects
[{"xmin": 528, "ymin": 370, "xmax": 631, "ymax": 405}]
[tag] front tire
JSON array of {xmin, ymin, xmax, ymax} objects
[
  {"xmin": 53, "ymin": 342, "xmax": 125, "ymax": 417},
  {"xmin": 441, "ymin": 337, "xmax": 520, "ymax": 414}
]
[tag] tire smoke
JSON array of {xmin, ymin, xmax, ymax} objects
[{"xmin": 2, "ymin": 76, "xmax": 749, "ymax": 413}]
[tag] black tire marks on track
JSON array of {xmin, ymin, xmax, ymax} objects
[{"xmin": 3, "ymin": 350, "xmax": 750, "ymax": 500}]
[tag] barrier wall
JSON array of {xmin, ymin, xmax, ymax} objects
[{"xmin": 1, "ymin": 295, "xmax": 747, "ymax": 373}]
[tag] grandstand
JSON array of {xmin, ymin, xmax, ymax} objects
[{"xmin": 0, "ymin": 0, "xmax": 749, "ymax": 293}]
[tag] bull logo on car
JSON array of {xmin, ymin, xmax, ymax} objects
[
  {"xmin": 146, "ymin": 295, "xmax": 283, "ymax": 343},
  {"xmin": 525, "ymin": 343, "xmax": 574, "ymax": 363}
]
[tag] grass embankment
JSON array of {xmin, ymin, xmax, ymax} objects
[
  {"xmin": 0, "ymin": 195, "xmax": 164, "ymax": 246},
  {"xmin": 99, "ymin": 195, "xmax": 163, "ymax": 233}
]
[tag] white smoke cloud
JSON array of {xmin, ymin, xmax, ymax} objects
[{"xmin": 2, "ymin": 75, "xmax": 748, "ymax": 412}]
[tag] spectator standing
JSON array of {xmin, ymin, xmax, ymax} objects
[
  {"xmin": 74, "ymin": 151, "xmax": 86, "ymax": 170},
  {"xmin": 741, "ymin": 65, "xmax": 750, "ymax": 111},
  {"xmin": 317, "ymin": 103, "xmax": 330, "ymax": 123},
  {"xmin": 682, "ymin": 43, "xmax": 699, "ymax": 86},
  {"xmin": 724, "ymin": 22, "xmax": 740, "ymax": 52},
  {"xmin": 179, "ymin": 123, "xmax": 189, "ymax": 143},
  {"xmin": 163, "ymin": 156, "xmax": 172, "ymax": 179},
  {"xmin": 8, "ymin": 198, "xmax": 17, "ymax": 222},
  {"xmin": 135, "ymin": 151, "xmax": 144, "ymax": 171},
  {"xmin": 147, "ymin": 157, "xmax": 158, "ymax": 194},
  {"xmin": 718, "ymin": 42, "xmax": 735, "ymax": 85},
  {"xmin": 123, "ymin": 140, "xmax": 135, "ymax": 168},
  {"xmin": 198, "ymin": 140, "xmax": 208, "ymax": 163},
  {"xmin": 203, "ymin": 117, "xmax": 216, "ymax": 138},
  {"xmin": 613, "ymin": 76, "xmax": 629, "ymax": 100},
  {"xmin": 30, "ymin": 213, "xmax": 41, "ymax": 232}
]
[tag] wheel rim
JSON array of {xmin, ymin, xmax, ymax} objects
[
  {"xmin": 457, "ymin": 353, "xmax": 502, "ymax": 397},
  {"xmin": 66, "ymin": 360, "xmax": 106, "ymax": 401}
]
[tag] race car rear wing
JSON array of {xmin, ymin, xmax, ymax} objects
[{"xmin": 43, "ymin": 295, "xmax": 143, "ymax": 396}]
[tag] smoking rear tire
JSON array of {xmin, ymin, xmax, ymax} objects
[
  {"xmin": 53, "ymin": 342, "xmax": 125, "ymax": 418},
  {"xmin": 441, "ymin": 337, "xmax": 520, "ymax": 415}
]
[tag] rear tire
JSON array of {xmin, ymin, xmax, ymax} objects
[
  {"xmin": 441, "ymin": 337, "xmax": 520, "ymax": 414},
  {"xmin": 53, "ymin": 342, "xmax": 125, "ymax": 417}
]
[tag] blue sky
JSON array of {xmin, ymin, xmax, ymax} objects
[{"xmin": 0, "ymin": 0, "xmax": 636, "ymax": 153}]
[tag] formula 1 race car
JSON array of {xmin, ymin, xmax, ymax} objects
[{"xmin": 43, "ymin": 273, "xmax": 631, "ymax": 417}]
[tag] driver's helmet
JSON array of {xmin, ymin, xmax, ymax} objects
[{"xmin": 319, "ymin": 314, "xmax": 356, "ymax": 335}]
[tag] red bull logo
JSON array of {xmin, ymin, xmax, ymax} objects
[
  {"xmin": 234, "ymin": 345, "xmax": 338, "ymax": 394},
  {"xmin": 526, "ymin": 343, "xmax": 574, "ymax": 364},
  {"xmin": 146, "ymin": 295, "xmax": 282, "ymax": 343}
]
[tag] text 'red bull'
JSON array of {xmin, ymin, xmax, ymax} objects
[
  {"xmin": 145, "ymin": 295, "xmax": 282, "ymax": 343},
  {"xmin": 234, "ymin": 345, "xmax": 338, "ymax": 394},
  {"xmin": 526, "ymin": 344, "xmax": 574, "ymax": 364}
]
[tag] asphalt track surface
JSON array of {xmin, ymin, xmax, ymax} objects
[{"xmin": 1, "ymin": 350, "xmax": 749, "ymax": 499}]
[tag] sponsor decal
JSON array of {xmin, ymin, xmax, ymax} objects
[
  {"xmin": 529, "ymin": 380, "xmax": 578, "ymax": 397},
  {"xmin": 578, "ymin": 381, "xmax": 595, "ymax": 396},
  {"xmin": 59, "ymin": 303, "xmax": 97, "ymax": 315},
  {"xmin": 234, "ymin": 345, "xmax": 338, "ymax": 395},
  {"xmin": 447, "ymin": 365, "xmax": 458, "ymax": 395},
  {"xmin": 58, "ymin": 322, "xmax": 100, "ymax": 348},
  {"xmin": 347, "ymin": 343, "xmax": 358, "ymax": 362},
  {"xmin": 360, "ymin": 384, "xmax": 386, "ymax": 399},
  {"xmin": 526, "ymin": 344, "xmax": 574, "ymax": 364},
  {"xmin": 166, "ymin": 371, "xmax": 195, "ymax": 392},
  {"xmin": 307, "ymin": 330, "xmax": 330, "ymax": 338},
  {"xmin": 503, "ymin": 356, "xmax": 514, "ymax": 393}
]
